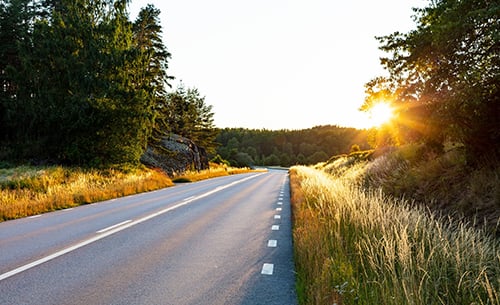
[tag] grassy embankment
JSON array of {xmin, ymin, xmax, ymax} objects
[
  {"xmin": 290, "ymin": 148, "xmax": 499, "ymax": 305},
  {"xmin": 0, "ymin": 163, "xmax": 257, "ymax": 222},
  {"xmin": 171, "ymin": 163, "xmax": 262, "ymax": 182}
]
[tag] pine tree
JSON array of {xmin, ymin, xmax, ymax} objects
[
  {"xmin": 161, "ymin": 85, "xmax": 217, "ymax": 154},
  {"xmin": 132, "ymin": 4, "xmax": 174, "ymax": 147}
]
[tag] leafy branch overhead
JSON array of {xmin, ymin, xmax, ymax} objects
[{"xmin": 363, "ymin": 0, "xmax": 499, "ymax": 162}]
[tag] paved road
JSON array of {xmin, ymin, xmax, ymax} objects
[{"xmin": 0, "ymin": 170, "xmax": 297, "ymax": 305}]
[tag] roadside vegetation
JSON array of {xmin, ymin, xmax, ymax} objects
[
  {"xmin": 0, "ymin": 165, "xmax": 173, "ymax": 222},
  {"xmin": 0, "ymin": 163, "xmax": 264, "ymax": 222},
  {"xmin": 289, "ymin": 0, "xmax": 499, "ymax": 302},
  {"xmin": 171, "ymin": 162, "xmax": 264, "ymax": 183},
  {"xmin": 291, "ymin": 156, "xmax": 500, "ymax": 305}
]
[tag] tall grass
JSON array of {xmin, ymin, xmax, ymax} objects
[
  {"xmin": 291, "ymin": 165, "xmax": 500, "ymax": 305},
  {"xmin": 0, "ymin": 166, "xmax": 173, "ymax": 221}
]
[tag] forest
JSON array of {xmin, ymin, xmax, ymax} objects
[
  {"xmin": 1, "ymin": 0, "xmax": 498, "ymax": 172},
  {"xmin": 0, "ymin": 0, "xmax": 216, "ymax": 168},
  {"xmin": 215, "ymin": 126, "xmax": 369, "ymax": 167}
]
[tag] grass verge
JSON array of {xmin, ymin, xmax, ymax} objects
[
  {"xmin": 0, "ymin": 166, "xmax": 173, "ymax": 222},
  {"xmin": 290, "ymin": 165, "xmax": 500, "ymax": 305},
  {"xmin": 171, "ymin": 163, "xmax": 264, "ymax": 183}
]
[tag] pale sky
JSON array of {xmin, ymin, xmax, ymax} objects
[{"xmin": 129, "ymin": 0, "xmax": 426, "ymax": 130}]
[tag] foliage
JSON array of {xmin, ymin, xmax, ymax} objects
[
  {"xmin": 0, "ymin": 0, "xmax": 160, "ymax": 167},
  {"xmin": 156, "ymin": 84, "xmax": 218, "ymax": 154},
  {"xmin": 291, "ymin": 165, "xmax": 500, "ymax": 305},
  {"xmin": 363, "ymin": 0, "xmax": 500, "ymax": 162},
  {"xmin": 361, "ymin": 144, "xmax": 500, "ymax": 236},
  {"xmin": 216, "ymin": 126, "xmax": 369, "ymax": 167},
  {"xmin": 0, "ymin": 0, "xmax": 222, "ymax": 169}
]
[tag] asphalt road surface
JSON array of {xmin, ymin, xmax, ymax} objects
[{"xmin": 0, "ymin": 170, "xmax": 298, "ymax": 305}]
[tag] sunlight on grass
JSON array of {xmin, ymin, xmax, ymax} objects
[
  {"xmin": 0, "ymin": 163, "xmax": 263, "ymax": 221},
  {"xmin": 291, "ymin": 164, "xmax": 500, "ymax": 305},
  {"xmin": 171, "ymin": 163, "xmax": 265, "ymax": 182},
  {"xmin": 0, "ymin": 166, "xmax": 173, "ymax": 221}
]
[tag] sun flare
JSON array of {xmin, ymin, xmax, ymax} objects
[{"xmin": 367, "ymin": 102, "xmax": 394, "ymax": 128}]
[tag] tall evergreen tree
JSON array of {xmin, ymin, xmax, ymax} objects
[
  {"xmin": 161, "ymin": 85, "xmax": 217, "ymax": 154},
  {"xmin": 0, "ymin": 0, "xmax": 37, "ymax": 145},
  {"xmin": 132, "ymin": 4, "xmax": 174, "ymax": 146},
  {"xmin": 2, "ymin": 0, "xmax": 159, "ymax": 167}
]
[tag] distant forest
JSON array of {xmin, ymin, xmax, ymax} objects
[{"xmin": 215, "ymin": 126, "xmax": 369, "ymax": 167}]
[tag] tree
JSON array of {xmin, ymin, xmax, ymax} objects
[
  {"xmin": 1, "ymin": 0, "xmax": 159, "ymax": 167},
  {"xmin": 133, "ymin": 4, "xmax": 174, "ymax": 146},
  {"xmin": 364, "ymin": 0, "xmax": 500, "ymax": 161},
  {"xmin": 157, "ymin": 84, "xmax": 217, "ymax": 154},
  {"xmin": 0, "ymin": 0, "xmax": 38, "ymax": 145}
]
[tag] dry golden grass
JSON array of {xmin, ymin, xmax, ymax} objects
[
  {"xmin": 291, "ymin": 164, "xmax": 500, "ymax": 305},
  {"xmin": 171, "ymin": 163, "xmax": 265, "ymax": 182},
  {"xmin": 0, "ymin": 163, "xmax": 263, "ymax": 222},
  {"xmin": 0, "ymin": 166, "xmax": 173, "ymax": 221}
]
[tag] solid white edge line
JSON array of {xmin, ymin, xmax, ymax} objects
[
  {"xmin": 261, "ymin": 263, "xmax": 274, "ymax": 275},
  {"xmin": 96, "ymin": 220, "xmax": 132, "ymax": 234},
  {"xmin": 0, "ymin": 173, "xmax": 265, "ymax": 282},
  {"xmin": 28, "ymin": 215, "xmax": 41, "ymax": 219}
]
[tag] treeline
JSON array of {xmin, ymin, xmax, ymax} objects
[
  {"xmin": 362, "ymin": 0, "xmax": 499, "ymax": 163},
  {"xmin": 0, "ymin": 0, "xmax": 216, "ymax": 168},
  {"xmin": 215, "ymin": 126, "xmax": 369, "ymax": 167}
]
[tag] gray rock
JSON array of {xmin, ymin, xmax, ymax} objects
[{"xmin": 141, "ymin": 134, "xmax": 209, "ymax": 175}]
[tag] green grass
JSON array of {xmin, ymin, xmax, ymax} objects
[{"xmin": 290, "ymin": 164, "xmax": 500, "ymax": 305}]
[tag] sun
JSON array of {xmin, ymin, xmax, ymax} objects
[{"xmin": 366, "ymin": 102, "xmax": 394, "ymax": 127}]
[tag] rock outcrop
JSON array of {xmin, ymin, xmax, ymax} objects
[{"xmin": 141, "ymin": 134, "xmax": 209, "ymax": 175}]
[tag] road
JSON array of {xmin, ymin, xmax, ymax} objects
[{"xmin": 0, "ymin": 170, "xmax": 298, "ymax": 305}]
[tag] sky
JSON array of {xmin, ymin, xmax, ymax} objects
[{"xmin": 128, "ymin": 0, "xmax": 426, "ymax": 130}]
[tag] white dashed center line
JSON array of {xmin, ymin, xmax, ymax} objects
[
  {"xmin": 274, "ymin": 215, "xmax": 281, "ymax": 219},
  {"xmin": 271, "ymin": 225, "xmax": 280, "ymax": 230},
  {"xmin": 261, "ymin": 263, "xmax": 274, "ymax": 275},
  {"xmin": 96, "ymin": 220, "xmax": 132, "ymax": 234},
  {"xmin": 267, "ymin": 240, "xmax": 277, "ymax": 247}
]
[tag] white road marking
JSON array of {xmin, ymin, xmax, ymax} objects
[
  {"xmin": 272, "ymin": 225, "xmax": 280, "ymax": 231},
  {"xmin": 261, "ymin": 263, "xmax": 274, "ymax": 275},
  {"xmin": 276, "ymin": 207, "xmax": 282, "ymax": 211},
  {"xmin": 267, "ymin": 240, "xmax": 277, "ymax": 247},
  {"xmin": 28, "ymin": 215, "xmax": 41, "ymax": 219},
  {"xmin": 63, "ymin": 208, "xmax": 74, "ymax": 211},
  {"xmin": 277, "ymin": 202, "xmax": 283, "ymax": 205},
  {"xmin": 274, "ymin": 215, "xmax": 281, "ymax": 219},
  {"xmin": 96, "ymin": 220, "xmax": 132, "ymax": 233},
  {"xmin": 182, "ymin": 196, "xmax": 195, "ymax": 202},
  {"xmin": 0, "ymin": 173, "xmax": 265, "ymax": 282}
]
